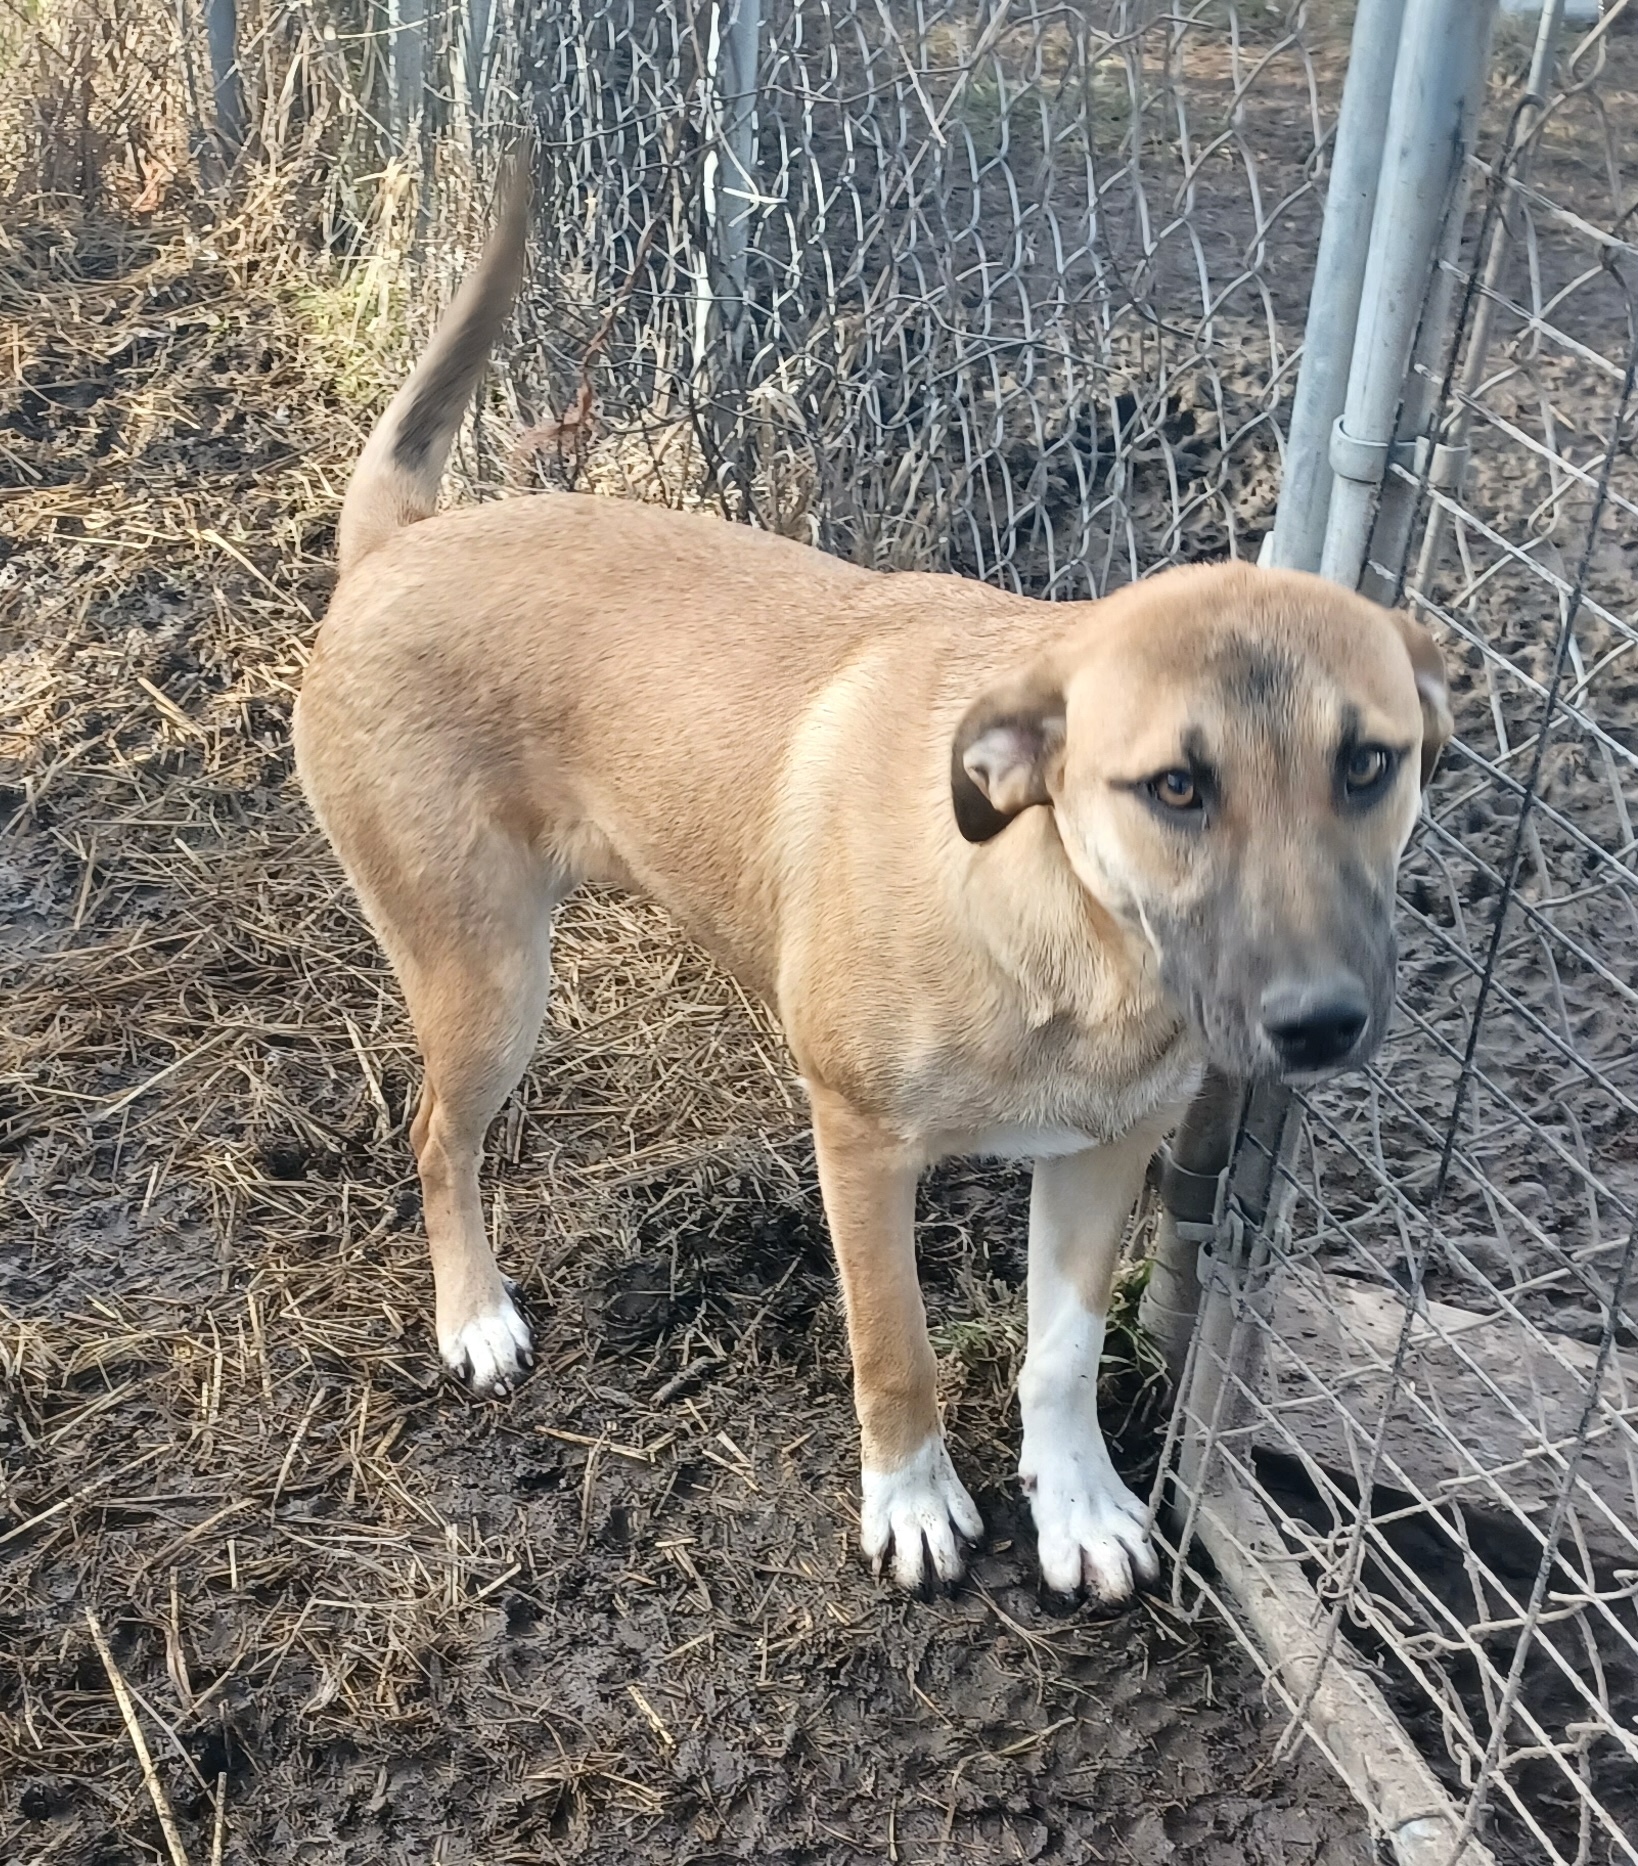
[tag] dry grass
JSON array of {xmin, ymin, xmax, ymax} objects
[{"xmin": 0, "ymin": 191, "xmax": 802, "ymax": 1844}]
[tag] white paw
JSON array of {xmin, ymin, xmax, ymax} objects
[
  {"xmin": 440, "ymin": 1285, "xmax": 533, "ymax": 1398},
  {"xmin": 860, "ymin": 1435, "xmax": 984, "ymax": 1591},
  {"xmin": 1021, "ymin": 1424, "xmax": 1158, "ymax": 1604}
]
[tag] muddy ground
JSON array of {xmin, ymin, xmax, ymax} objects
[{"xmin": 0, "ymin": 198, "xmax": 1381, "ymax": 1865}]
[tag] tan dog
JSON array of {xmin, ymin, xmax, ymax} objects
[{"xmin": 293, "ymin": 173, "xmax": 1451, "ymax": 1600}]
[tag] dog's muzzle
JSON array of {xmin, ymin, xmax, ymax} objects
[{"xmin": 1260, "ymin": 974, "xmax": 1372, "ymax": 1077}]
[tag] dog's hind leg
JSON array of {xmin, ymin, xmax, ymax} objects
[
  {"xmin": 312, "ymin": 783, "xmax": 564, "ymax": 1397},
  {"xmin": 810, "ymin": 1086, "xmax": 983, "ymax": 1590},
  {"xmin": 400, "ymin": 905, "xmax": 557, "ymax": 1397}
]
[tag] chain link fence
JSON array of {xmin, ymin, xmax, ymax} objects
[
  {"xmin": 1171, "ymin": 7, "xmax": 1638, "ymax": 1859},
  {"xmin": 504, "ymin": 0, "xmax": 1337, "ymax": 587},
  {"xmin": 489, "ymin": 3, "xmax": 1638, "ymax": 1859}
]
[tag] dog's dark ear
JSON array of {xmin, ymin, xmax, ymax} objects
[
  {"xmin": 1393, "ymin": 612, "xmax": 1453, "ymax": 787},
  {"xmin": 950, "ymin": 666, "xmax": 1067, "ymax": 843}
]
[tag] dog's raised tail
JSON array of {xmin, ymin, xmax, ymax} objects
[{"xmin": 336, "ymin": 158, "xmax": 530, "ymax": 579}]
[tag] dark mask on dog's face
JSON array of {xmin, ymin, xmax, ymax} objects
[{"xmin": 951, "ymin": 565, "xmax": 1451, "ymax": 1083}]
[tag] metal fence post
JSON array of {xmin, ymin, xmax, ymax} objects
[
  {"xmin": 1139, "ymin": 1071, "xmax": 1241, "ymax": 1386},
  {"xmin": 1171, "ymin": 1083, "xmax": 1298, "ymax": 1503},
  {"xmin": 708, "ymin": 0, "xmax": 762, "ymax": 366},
  {"xmin": 1320, "ymin": 0, "xmax": 1501, "ymax": 594},
  {"xmin": 1266, "ymin": 0, "xmax": 1406, "ymax": 575},
  {"xmin": 690, "ymin": 0, "xmax": 763, "ymax": 498}
]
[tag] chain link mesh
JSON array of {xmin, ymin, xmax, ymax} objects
[
  {"xmin": 504, "ymin": 0, "xmax": 1338, "ymax": 591},
  {"xmin": 1240, "ymin": 12, "xmax": 1638, "ymax": 1856}
]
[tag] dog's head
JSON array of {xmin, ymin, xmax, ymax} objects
[{"xmin": 951, "ymin": 563, "xmax": 1451, "ymax": 1083}]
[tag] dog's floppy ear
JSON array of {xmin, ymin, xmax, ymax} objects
[
  {"xmin": 950, "ymin": 665, "xmax": 1067, "ymax": 843},
  {"xmin": 1393, "ymin": 611, "xmax": 1453, "ymax": 787}
]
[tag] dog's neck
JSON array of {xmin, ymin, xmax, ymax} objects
[{"xmin": 963, "ymin": 807, "xmax": 1175, "ymax": 1040}]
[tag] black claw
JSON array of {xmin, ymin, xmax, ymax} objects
[
  {"xmin": 914, "ymin": 1536, "xmax": 964, "ymax": 1602},
  {"xmin": 1035, "ymin": 1578, "xmax": 1085, "ymax": 1619},
  {"xmin": 1082, "ymin": 1582, "xmax": 1135, "ymax": 1619}
]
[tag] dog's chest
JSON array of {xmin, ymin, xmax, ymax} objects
[{"xmin": 908, "ymin": 1008, "xmax": 1204, "ymax": 1157}]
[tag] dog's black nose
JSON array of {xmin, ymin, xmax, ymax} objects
[{"xmin": 1261, "ymin": 979, "xmax": 1370, "ymax": 1075}]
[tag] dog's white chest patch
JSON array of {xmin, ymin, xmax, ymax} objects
[{"xmin": 965, "ymin": 1121, "xmax": 1100, "ymax": 1161}]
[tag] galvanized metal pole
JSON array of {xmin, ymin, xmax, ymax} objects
[
  {"xmin": 1139, "ymin": 1071, "xmax": 1242, "ymax": 1386},
  {"xmin": 1267, "ymin": 0, "xmax": 1406, "ymax": 575},
  {"xmin": 692, "ymin": 0, "xmax": 763, "ymax": 498},
  {"xmin": 709, "ymin": 0, "xmax": 762, "ymax": 363},
  {"xmin": 1172, "ymin": 1086, "xmax": 1301, "ymax": 1504},
  {"xmin": 1320, "ymin": 0, "xmax": 1501, "ymax": 592}
]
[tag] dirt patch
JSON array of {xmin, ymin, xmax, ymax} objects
[{"xmin": 1259, "ymin": 1451, "xmax": 1638, "ymax": 1862}]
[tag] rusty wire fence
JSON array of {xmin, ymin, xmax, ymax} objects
[{"xmin": 474, "ymin": 2, "xmax": 1638, "ymax": 1860}]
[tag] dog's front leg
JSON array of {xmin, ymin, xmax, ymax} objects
[
  {"xmin": 810, "ymin": 1086, "xmax": 982, "ymax": 1590},
  {"xmin": 1019, "ymin": 1115, "xmax": 1177, "ymax": 1604}
]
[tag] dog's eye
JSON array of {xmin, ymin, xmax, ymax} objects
[
  {"xmin": 1148, "ymin": 770, "xmax": 1200, "ymax": 811},
  {"xmin": 1343, "ymin": 745, "xmax": 1395, "ymax": 795}
]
